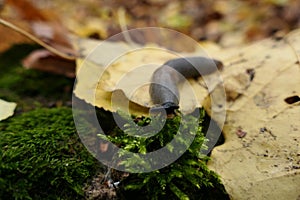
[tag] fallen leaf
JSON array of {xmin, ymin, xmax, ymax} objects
[
  {"xmin": 7, "ymin": 0, "xmax": 77, "ymax": 56},
  {"xmin": 5, "ymin": 0, "xmax": 49, "ymax": 21},
  {"xmin": 72, "ymin": 30, "xmax": 222, "ymax": 115},
  {"xmin": 0, "ymin": 99, "xmax": 16, "ymax": 121},
  {"xmin": 0, "ymin": 0, "xmax": 77, "ymax": 76},
  {"xmin": 0, "ymin": 18, "xmax": 33, "ymax": 53},
  {"xmin": 206, "ymin": 29, "xmax": 300, "ymax": 200},
  {"xmin": 73, "ymin": 37, "xmax": 149, "ymax": 116},
  {"xmin": 22, "ymin": 49, "xmax": 76, "ymax": 78}
]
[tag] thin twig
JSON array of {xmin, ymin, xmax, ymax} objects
[
  {"xmin": 0, "ymin": 18, "xmax": 76, "ymax": 60},
  {"xmin": 118, "ymin": 7, "xmax": 135, "ymax": 45}
]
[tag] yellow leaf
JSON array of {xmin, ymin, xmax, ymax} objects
[
  {"xmin": 0, "ymin": 99, "xmax": 16, "ymax": 121},
  {"xmin": 72, "ymin": 33, "xmax": 220, "ymax": 115},
  {"xmin": 207, "ymin": 29, "xmax": 300, "ymax": 200}
]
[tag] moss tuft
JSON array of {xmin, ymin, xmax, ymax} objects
[
  {"xmin": 104, "ymin": 110, "xmax": 229, "ymax": 200},
  {"xmin": 0, "ymin": 107, "xmax": 103, "ymax": 200}
]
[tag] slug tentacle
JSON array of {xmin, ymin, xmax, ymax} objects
[{"xmin": 149, "ymin": 57, "xmax": 223, "ymax": 114}]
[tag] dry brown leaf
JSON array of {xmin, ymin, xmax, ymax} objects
[
  {"xmin": 6, "ymin": 0, "xmax": 76, "ymax": 55},
  {"xmin": 5, "ymin": 0, "xmax": 49, "ymax": 21},
  {"xmin": 22, "ymin": 49, "xmax": 76, "ymax": 78},
  {"xmin": 0, "ymin": 0, "xmax": 77, "ymax": 76},
  {"xmin": 0, "ymin": 18, "xmax": 33, "ymax": 52}
]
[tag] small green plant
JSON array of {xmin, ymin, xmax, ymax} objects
[
  {"xmin": 0, "ymin": 107, "xmax": 103, "ymax": 200},
  {"xmin": 101, "ymin": 110, "xmax": 228, "ymax": 200}
]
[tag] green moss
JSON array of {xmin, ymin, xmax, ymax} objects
[
  {"xmin": 0, "ymin": 44, "xmax": 74, "ymax": 111},
  {"xmin": 104, "ymin": 110, "xmax": 229, "ymax": 200},
  {"xmin": 0, "ymin": 107, "xmax": 103, "ymax": 200}
]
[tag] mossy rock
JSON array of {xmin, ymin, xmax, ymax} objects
[{"xmin": 0, "ymin": 107, "xmax": 104, "ymax": 200}]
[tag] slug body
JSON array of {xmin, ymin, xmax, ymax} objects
[{"xmin": 149, "ymin": 57, "xmax": 223, "ymax": 113}]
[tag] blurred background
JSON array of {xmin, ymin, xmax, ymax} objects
[{"xmin": 1, "ymin": 0, "xmax": 300, "ymax": 50}]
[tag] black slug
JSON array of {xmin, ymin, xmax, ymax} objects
[{"xmin": 149, "ymin": 57, "xmax": 223, "ymax": 114}]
